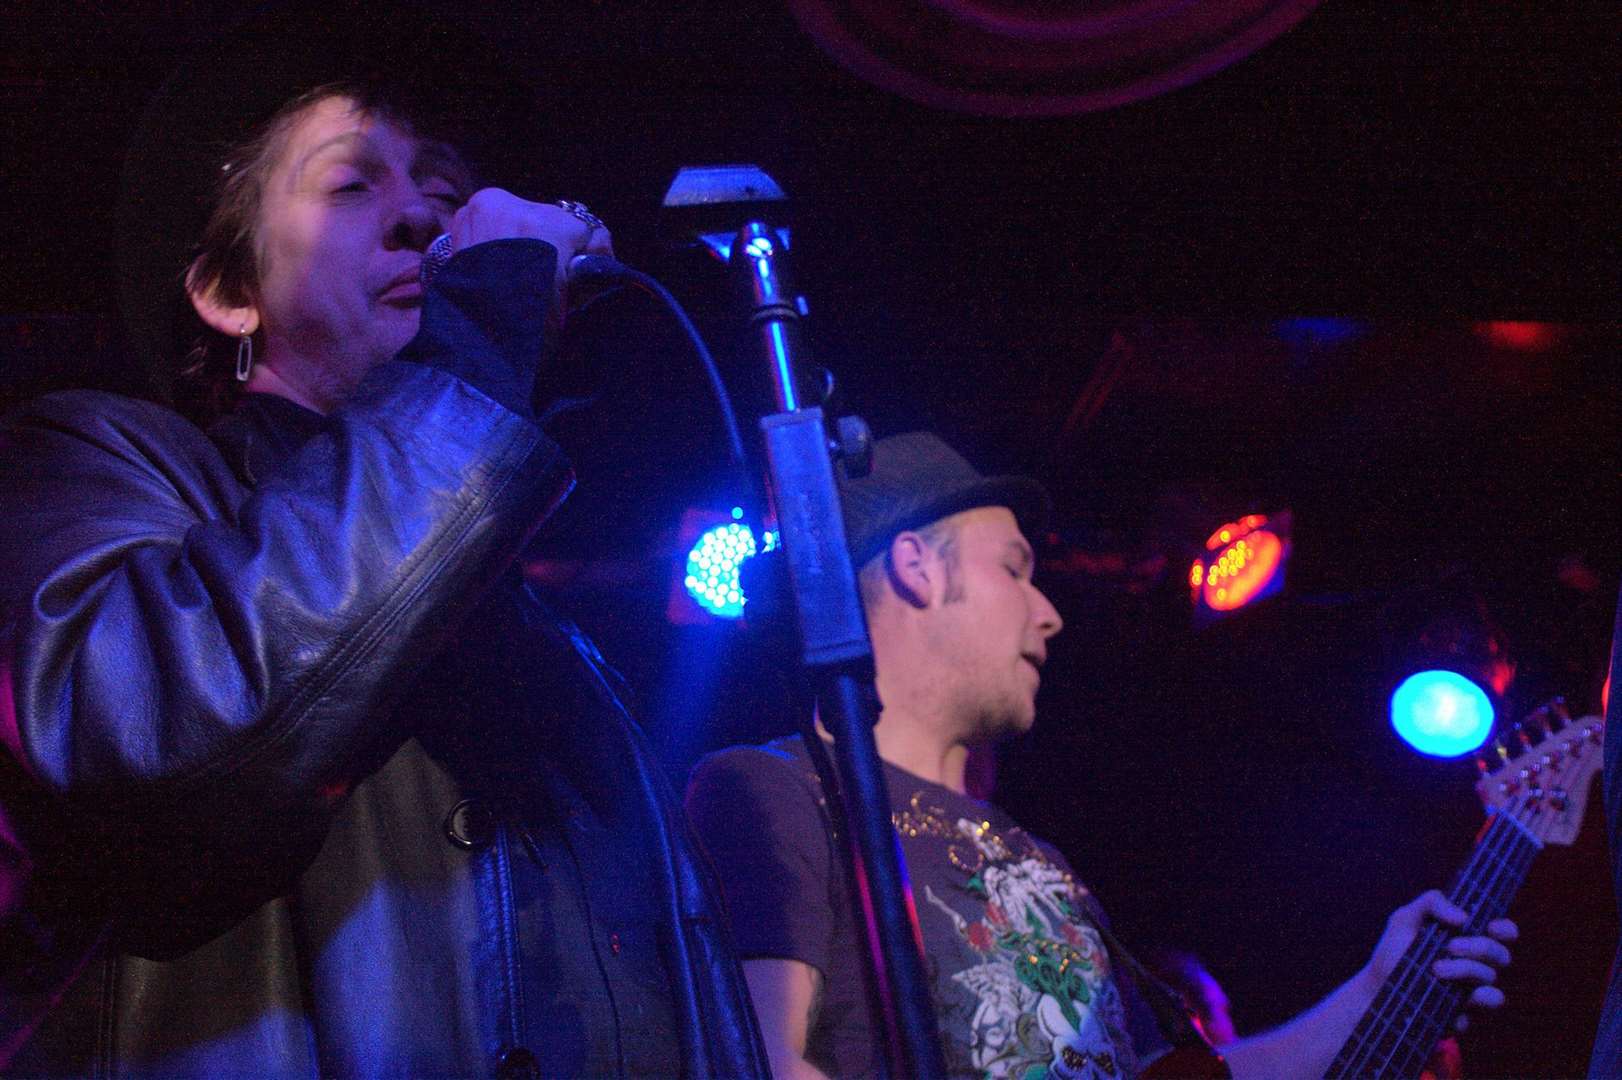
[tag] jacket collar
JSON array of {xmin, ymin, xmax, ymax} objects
[{"xmin": 207, "ymin": 392, "xmax": 326, "ymax": 488}]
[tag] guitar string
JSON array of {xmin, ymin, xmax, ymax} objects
[
  {"xmin": 1395, "ymin": 814, "xmax": 1541, "ymax": 1076},
  {"xmin": 1329, "ymin": 810, "xmax": 1519, "ymax": 1076},
  {"xmin": 1386, "ymin": 765, "xmax": 1565, "ymax": 1076},
  {"xmin": 1338, "ymin": 799, "xmax": 1538, "ymax": 1076},
  {"xmin": 1363, "ymin": 805, "xmax": 1537, "ymax": 1078},
  {"xmin": 1334, "ymin": 721, "xmax": 1595, "ymax": 1078},
  {"xmin": 1347, "ymin": 808, "xmax": 1530, "ymax": 1078},
  {"xmin": 1366, "ymin": 794, "xmax": 1547, "ymax": 1077},
  {"xmin": 1344, "ymin": 813, "xmax": 1515, "ymax": 1075},
  {"xmin": 1390, "ymin": 797, "xmax": 1545, "ymax": 1074},
  {"xmin": 1378, "ymin": 812, "xmax": 1537, "ymax": 1078}
]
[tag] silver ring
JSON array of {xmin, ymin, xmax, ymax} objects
[{"xmin": 554, "ymin": 199, "xmax": 605, "ymax": 233}]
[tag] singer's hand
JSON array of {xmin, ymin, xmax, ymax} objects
[{"xmin": 445, "ymin": 188, "xmax": 614, "ymax": 307}]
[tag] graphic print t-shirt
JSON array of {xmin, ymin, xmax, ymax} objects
[{"xmin": 686, "ymin": 738, "xmax": 1167, "ymax": 1078}]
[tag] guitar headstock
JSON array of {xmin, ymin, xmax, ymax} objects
[{"xmin": 1475, "ymin": 699, "xmax": 1605, "ymax": 847}]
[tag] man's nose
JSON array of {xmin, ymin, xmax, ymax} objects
[{"xmin": 1033, "ymin": 585, "xmax": 1063, "ymax": 639}]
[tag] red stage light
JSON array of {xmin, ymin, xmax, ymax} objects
[
  {"xmin": 1478, "ymin": 321, "xmax": 1556, "ymax": 350},
  {"xmin": 1191, "ymin": 512, "xmax": 1290, "ymax": 618}
]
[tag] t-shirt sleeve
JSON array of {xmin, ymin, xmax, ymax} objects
[
  {"xmin": 685, "ymin": 746, "xmax": 838, "ymax": 978},
  {"xmin": 1118, "ymin": 965, "xmax": 1178, "ymax": 1071}
]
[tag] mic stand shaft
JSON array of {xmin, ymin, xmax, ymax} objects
[{"xmin": 733, "ymin": 223, "xmax": 945, "ymax": 1080}]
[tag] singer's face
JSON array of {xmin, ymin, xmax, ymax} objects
[{"xmin": 251, "ymin": 96, "xmax": 470, "ymax": 411}]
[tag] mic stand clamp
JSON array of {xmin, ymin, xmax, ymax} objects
[{"xmin": 834, "ymin": 414, "xmax": 874, "ymax": 479}]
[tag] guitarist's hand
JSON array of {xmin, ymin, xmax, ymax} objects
[
  {"xmin": 1368, "ymin": 889, "xmax": 1518, "ymax": 1027},
  {"xmin": 1223, "ymin": 891, "xmax": 1518, "ymax": 1079}
]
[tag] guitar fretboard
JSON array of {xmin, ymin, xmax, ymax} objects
[{"xmin": 1324, "ymin": 809, "xmax": 1541, "ymax": 1079}]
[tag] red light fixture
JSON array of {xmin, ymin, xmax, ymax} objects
[
  {"xmin": 1477, "ymin": 321, "xmax": 1557, "ymax": 351},
  {"xmin": 1190, "ymin": 512, "xmax": 1290, "ymax": 619}
]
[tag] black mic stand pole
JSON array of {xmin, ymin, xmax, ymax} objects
[{"xmin": 729, "ymin": 221, "xmax": 946, "ymax": 1080}]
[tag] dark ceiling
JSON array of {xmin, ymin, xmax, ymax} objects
[{"xmin": 0, "ymin": 2, "xmax": 1615, "ymax": 320}]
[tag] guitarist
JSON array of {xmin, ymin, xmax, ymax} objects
[{"xmin": 687, "ymin": 432, "xmax": 1517, "ymax": 1079}]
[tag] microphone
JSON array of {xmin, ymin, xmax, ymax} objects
[
  {"xmin": 420, "ymin": 233, "xmax": 629, "ymax": 293},
  {"xmin": 420, "ymin": 232, "xmax": 454, "ymax": 284},
  {"xmin": 423, "ymin": 228, "xmax": 747, "ymax": 470}
]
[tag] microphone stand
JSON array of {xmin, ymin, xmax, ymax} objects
[{"xmin": 726, "ymin": 218, "xmax": 946, "ymax": 1080}]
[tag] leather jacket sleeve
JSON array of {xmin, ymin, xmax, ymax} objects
[{"xmin": 0, "ymin": 241, "xmax": 572, "ymax": 860}]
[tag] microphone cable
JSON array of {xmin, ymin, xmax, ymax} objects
[
  {"xmin": 424, "ymin": 235, "xmax": 747, "ymax": 472},
  {"xmin": 568, "ymin": 255, "xmax": 747, "ymax": 472}
]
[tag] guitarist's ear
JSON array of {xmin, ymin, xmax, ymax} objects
[{"xmin": 885, "ymin": 531, "xmax": 934, "ymax": 609}]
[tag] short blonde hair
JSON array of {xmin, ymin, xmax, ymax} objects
[{"xmin": 857, "ymin": 515, "xmax": 963, "ymax": 607}]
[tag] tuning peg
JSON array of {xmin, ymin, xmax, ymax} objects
[{"xmin": 1513, "ymin": 721, "xmax": 1534, "ymax": 751}]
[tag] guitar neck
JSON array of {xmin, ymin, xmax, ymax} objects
[{"xmin": 1324, "ymin": 811, "xmax": 1542, "ymax": 1079}]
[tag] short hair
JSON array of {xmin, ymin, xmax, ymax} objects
[
  {"xmin": 177, "ymin": 82, "xmax": 474, "ymax": 421},
  {"xmin": 857, "ymin": 514, "xmax": 964, "ymax": 608}
]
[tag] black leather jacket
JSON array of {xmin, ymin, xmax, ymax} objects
[{"xmin": 0, "ymin": 242, "xmax": 767, "ymax": 1077}]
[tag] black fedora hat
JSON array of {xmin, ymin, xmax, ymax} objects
[
  {"xmin": 838, "ymin": 431, "xmax": 1050, "ymax": 568},
  {"xmin": 115, "ymin": 1, "xmax": 553, "ymax": 397}
]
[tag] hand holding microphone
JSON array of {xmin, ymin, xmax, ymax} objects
[{"xmin": 421, "ymin": 189, "xmax": 621, "ymax": 316}]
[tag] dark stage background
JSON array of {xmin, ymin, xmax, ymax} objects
[{"xmin": 2, "ymin": 3, "xmax": 1617, "ymax": 1075}]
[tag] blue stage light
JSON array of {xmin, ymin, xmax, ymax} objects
[
  {"xmin": 1275, "ymin": 317, "xmax": 1365, "ymax": 348},
  {"xmin": 1390, "ymin": 670, "xmax": 1495, "ymax": 757},
  {"xmin": 684, "ymin": 523, "xmax": 759, "ymax": 618}
]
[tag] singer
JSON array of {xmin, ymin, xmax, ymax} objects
[{"xmin": 0, "ymin": 21, "xmax": 766, "ymax": 1080}]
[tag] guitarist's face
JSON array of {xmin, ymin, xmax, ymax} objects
[{"xmin": 923, "ymin": 506, "xmax": 1063, "ymax": 742}]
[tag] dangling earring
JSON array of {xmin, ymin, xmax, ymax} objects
[{"xmin": 235, "ymin": 324, "xmax": 253, "ymax": 382}]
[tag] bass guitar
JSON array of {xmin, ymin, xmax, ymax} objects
[{"xmin": 1324, "ymin": 700, "xmax": 1605, "ymax": 1078}]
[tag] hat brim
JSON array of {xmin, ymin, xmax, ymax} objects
[{"xmin": 849, "ymin": 473, "xmax": 1051, "ymax": 568}]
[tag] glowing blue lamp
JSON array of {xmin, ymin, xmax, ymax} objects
[
  {"xmin": 1390, "ymin": 670, "xmax": 1495, "ymax": 757},
  {"xmin": 683, "ymin": 522, "xmax": 778, "ymax": 619},
  {"xmin": 1275, "ymin": 317, "xmax": 1365, "ymax": 347}
]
